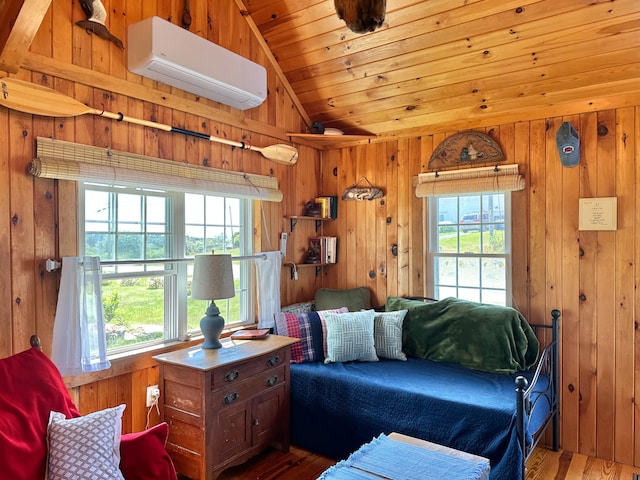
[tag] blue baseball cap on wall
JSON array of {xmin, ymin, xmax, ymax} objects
[{"xmin": 556, "ymin": 122, "xmax": 580, "ymax": 167}]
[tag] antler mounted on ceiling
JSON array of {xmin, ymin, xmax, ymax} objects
[{"xmin": 334, "ymin": 0, "xmax": 386, "ymax": 34}]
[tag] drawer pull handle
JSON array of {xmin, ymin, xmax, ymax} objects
[
  {"xmin": 266, "ymin": 375, "xmax": 278, "ymax": 387},
  {"xmin": 224, "ymin": 370, "xmax": 239, "ymax": 382},
  {"xmin": 252, "ymin": 418, "xmax": 259, "ymax": 426},
  {"xmin": 223, "ymin": 392, "xmax": 239, "ymax": 404},
  {"xmin": 266, "ymin": 355, "xmax": 280, "ymax": 367}
]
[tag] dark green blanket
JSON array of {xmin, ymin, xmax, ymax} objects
[{"xmin": 386, "ymin": 296, "xmax": 539, "ymax": 374}]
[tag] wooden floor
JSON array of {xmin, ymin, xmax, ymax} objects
[
  {"xmin": 214, "ymin": 445, "xmax": 640, "ymax": 480},
  {"xmin": 526, "ymin": 447, "xmax": 640, "ymax": 480}
]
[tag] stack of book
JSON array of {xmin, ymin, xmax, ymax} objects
[
  {"xmin": 314, "ymin": 196, "xmax": 338, "ymax": 219},
  {"xmin": 309, "ymin": 236, "xmax": 338, "ymax": 264}
]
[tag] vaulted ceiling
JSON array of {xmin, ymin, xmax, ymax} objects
[
  {"xmin": 242, "ymin": 0, "xmax": 640, "ymax": 139},
  {"xmin": 3, "ymin": 0, "xmax": 640, "ymax": 145}
]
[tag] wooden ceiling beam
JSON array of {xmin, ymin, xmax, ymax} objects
[
  {"xmin": 232, "ymin": 0, "xmax": 312, "ymax": 128},
  {"xmin": 0, "ymin": 0, "xmax": 52, "ymax": 73}
]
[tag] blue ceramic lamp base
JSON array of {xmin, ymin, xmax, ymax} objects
[{"xmin": 200, "ymin": 301, "xmax": 225, "ymax": 349}]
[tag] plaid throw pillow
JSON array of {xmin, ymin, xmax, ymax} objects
[{"xmin": 274, "ymin": 308, "xmax": 348, "ymax": 363}]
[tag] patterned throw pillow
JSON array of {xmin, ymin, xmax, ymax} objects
[
  {"xmin": 324, "ymin": 310, "xmax": 378, "ymax": 363},
  {"xmin": 280, "ymin": 301, "xmax": 314, "ymax": 314},
  {"xmin": 374, "ymin": 310, "xmax": 408, "ymax": 361},
  {"xmin": 47, "ymin": 404, "xmax": 126, "ymax": 480},
  {"xmin": 274, "ymin": 308, "xmax": 348, "ymax": 363}
]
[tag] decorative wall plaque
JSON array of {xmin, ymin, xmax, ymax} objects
[
  {"xmin": 428, "ymin": 131, "xmax": 505, "ymax": 170},
  {"xmin": 342, "ymin": 176, "xmax": 384, "ymax": 201}
]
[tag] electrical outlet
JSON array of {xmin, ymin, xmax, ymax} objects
[{"xmin": 146, "ymin": 385, "xmax": 160, "ymax": 407}]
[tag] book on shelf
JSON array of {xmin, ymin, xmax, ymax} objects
[
  {"xmin": 314, "ymin": 195, "xmax": 338, "ymax": 219},
  {"xmin": 309, "ymin": 236, "xmax": 338, "ymax": 264}
]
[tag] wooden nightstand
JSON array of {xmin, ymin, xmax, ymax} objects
[{"xmin": 153, "ymin": 335, "xmax": 299, "ymax": 480}]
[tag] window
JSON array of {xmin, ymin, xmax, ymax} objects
[
  {"xmin": 427, "ymin": 193, "xmax": 510, "ymax": 306},
  {"xmin": 80, "ymin": 183, "xmax": 253, "ymax": 354}
]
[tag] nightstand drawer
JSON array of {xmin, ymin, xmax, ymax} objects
[
  {"xmin": 211, "ymin": 347, "xmax": 287, "ymax": 391},
  {"xmin": 212, "ymin": 365, "xmax": 285, "ymax": 408}
]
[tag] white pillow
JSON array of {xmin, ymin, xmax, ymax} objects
[
  {"xmin": 374, "ymin": 310, "xmax": 408, "ymax": 361},
  {"xmin": 47, "ymin": 404, "xmax": 126, "ymax": 480},
  {"xmin": 324, "ymin": 310, "xmax": 378, "ymax": 363}
]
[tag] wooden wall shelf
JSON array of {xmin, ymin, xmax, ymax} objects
[
  {"xmin": 283, "ymin": 262, "xmax": 334, "ymax": 279},
  {"xmin": 286, "ymin": 133, "xmax": 376, "ymax": 149},
  {"xmin": 285, "ymin": 215, "xmax": 332, "ymax": 232}
]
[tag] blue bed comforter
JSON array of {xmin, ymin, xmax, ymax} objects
[{"xmin": 290, "ymin": 358, "xmax": 550, "ymax": 480}]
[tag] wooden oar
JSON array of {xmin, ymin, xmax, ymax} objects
[{"xmin": 0, "ymin": 77, "xmax": 298, "ymax": 166}]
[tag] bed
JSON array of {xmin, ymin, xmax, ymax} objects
[{"xmin": 281, "ymin": 298, "xmax": 559, "ymax": 480}]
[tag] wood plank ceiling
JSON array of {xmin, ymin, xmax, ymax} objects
[
  {"xmin": 243, "ymin": 0, "xmax": 640, "ymax": 140},
  {"xmin": 2, "ymin": 0, "xmax": 640, "ymax": 145}
]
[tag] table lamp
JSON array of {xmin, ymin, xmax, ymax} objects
[{"xmin": 191, "ymin": 254, "xmax": 235, "ymax": 349}]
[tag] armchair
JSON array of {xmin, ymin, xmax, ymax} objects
[{"xmin": 0, "ymin": 336, "xmax": 177, "ymax": 480}]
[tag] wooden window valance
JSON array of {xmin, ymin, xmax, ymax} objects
[
  {"xmin": 30, "ymin": 137, "xmax": 283, "ymax": 202},
  {"xmin": 415, "ymin": 164, "xmax": 524, "ymax": 197}
]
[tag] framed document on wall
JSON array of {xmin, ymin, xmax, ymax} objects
[{"xmin": 578, "ymin": 197, "xmax": 617, "ymax": 231}]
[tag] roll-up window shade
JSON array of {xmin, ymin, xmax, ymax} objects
[
  {"xmin": 415, "ymin": 164, "xmax": 524, "ymax": 197},
  {"xmin": 32, "ymin": 137, "xmax": 283, "ymax": 202}
]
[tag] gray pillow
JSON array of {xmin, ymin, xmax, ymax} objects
[
  {"xmin": 323, "ymin": 310, "xmax": 378, "ymax": 363},
  {"xmin": 374, "ymin": 310, "xmax": 408, "ymax": 361},
  {"xmin": 314, "ymin": 287, "xmax": 371, "ymax": 312}
]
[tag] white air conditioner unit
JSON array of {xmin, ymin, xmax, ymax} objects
[{"xmin": 127, "ymin": 16, "xmax": 267, "ymax": 110}]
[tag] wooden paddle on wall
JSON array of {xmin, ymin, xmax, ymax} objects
[{"xmin": 0, "ymin": 77, "xmax": 298, "ymax": 166}]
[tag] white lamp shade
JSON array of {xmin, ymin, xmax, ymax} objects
[{"xmin": 191, "ymin": 254, "xmax": 235, "ymax": 300}]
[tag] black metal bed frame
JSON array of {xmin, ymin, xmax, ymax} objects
[
  {"xmin": 403, "ymin": 299, "xmax": 561, "ymax": 479},
  {"xmin": 515, "ymin": 309, "xmax": 561, "ymax": 479}
]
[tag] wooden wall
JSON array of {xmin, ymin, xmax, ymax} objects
[
  {"xmin": 1, "ymin": 0, "xmax": 640, "ymax": 469},
  {"xmin": 0, "ymin": 0, "xmax": 322, "ymax": 433},
  {"xmin": 319, "ymin": 109, "xmax": 640, "ymax": 466}
]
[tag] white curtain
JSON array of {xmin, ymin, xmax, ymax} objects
[
  {"xmin": 255, "ymin": 251, "xmax": 282, "ymax": 328},
  {"xmin": 51, "ymin": 257, "xmax": 110, "ymax": 376}
]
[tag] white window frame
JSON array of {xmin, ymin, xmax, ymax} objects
[
  {"xmin": 79, "ymin": 182, "xmax": 254, "ymax": 355},
  {"xmin": 426, "ymin": 193, "xmax": 512, "ymax": 306}
]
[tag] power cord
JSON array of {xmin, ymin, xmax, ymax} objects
[
  {"xmin": 144, "ymin": 389, "xmax": 161, "ymax": 430},
  {"xmin": 285, "ymin": 261, "xmax": 298, "ymax": 280}
]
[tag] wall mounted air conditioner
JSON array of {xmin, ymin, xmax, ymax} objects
[{"xmin": 127, "ymin": 16, "xmax": 267, "ymax": 110}]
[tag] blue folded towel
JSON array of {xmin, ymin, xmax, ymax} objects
[{"xmin": 318, "ymin": 434, "xmax": 490, "ymax": 480}]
